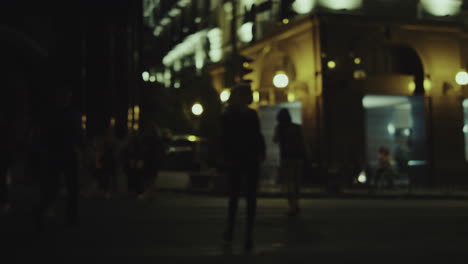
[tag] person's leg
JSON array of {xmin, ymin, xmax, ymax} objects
[
  {"xmin": 245, "ymin": 164, "xmax": 259, "ymax": 250},
  {"xmin": 224, "ymin": 167, "xmax": 241, "ymax": 242},
  {"xmin": 289, "ymin": 159, "xmax": 302, "ymax": 215}
]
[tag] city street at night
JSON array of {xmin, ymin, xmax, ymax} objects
[{"xmin": 3, "ymin": 190, "xmax": 468, "ymax": 263}]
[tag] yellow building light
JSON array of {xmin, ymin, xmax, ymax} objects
[
  {"xmin": 354, "ymin": 57, "xmax": 361, "ymax": 65},
  {"xmin": 133, "ymin": 123, "xmax": 139, "ymax": 131},
  {"xmin": 187, "ymin": 135, "xmax": 197, "ymax": 142},
  {"xmin": 282, "ymin": 18, "xmax": 289, "ymax": 24},
  {"xmin": 288, "ymin": 93, "xmax": 295, "ymax": 102},
  {"xmin": 408, "ymin": 81, "xmax": 416, "ymax": 93},
  {"xmin": 110, "ymin": 117, "xmax": 116, "ymax": 127},
  {"xmin": 81, "ymin": 115, "xmax": 87, "ymax": 123},
  {"xmin": 424, "ymin": 79, "xmax": 432, "ymax": 91},
  {"xmin": 253, "ymin": 91, "xmax": 260, "ymax": 103}
]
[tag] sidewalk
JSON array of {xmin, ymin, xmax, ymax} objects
[{"xmin": 156, "ymin": 171, "xmax": 468, "ymax": 200}]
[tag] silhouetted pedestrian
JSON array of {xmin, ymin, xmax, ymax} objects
[
  {"xmin": 273, "ymin": 108, "xmax": 305, "ymax": 216},
  {"xmin": 37, "ymin": 87, "xmax": 81, "ymax": 228},
  {"xmin": 374, "ymin": 146, "xmax": 394, "ymax": 189},
  {"xmin": 0, "ymin": 113, "xmax": 12, "ymax": 214},
  {"xmin": 220, "ymin": 84, "xmax": 265, "ymax": 252}
]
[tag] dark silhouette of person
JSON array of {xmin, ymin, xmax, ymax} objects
[
  {"xmin": 220, "ymin": 84, "xmax": 265, "ymax": 252},
  {"xmin": 37, "ymin": 87, "xmax": 81, "ymax": 228},
  {"xmin": 374, "ymin": 146, "xmax": 393, "ymax": 190},
  {"xmin": 0, "ymin": 112, "xmax": 12, "ymax": 214},
  {"xmin": 273, "ymin": 108, "xmax": 305, "ymax": 216}
]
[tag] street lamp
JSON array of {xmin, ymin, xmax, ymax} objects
[
  {"xmin": 220, "ymin": 89, "xmax": 230, "ymax": 102},
  {"xmin": 273, "ymin": 71, "xmax": 289, "ymax": 88},
  {"xmin": 455, "ymin": 71, "xmax": 468, "ymax": 85},
  {"xmin": 192, "ymin": 102, "xmax": 204, "ymax": 116}
]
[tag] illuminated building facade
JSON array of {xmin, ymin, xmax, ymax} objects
[{"xmin": 145, "ymin": 0, "xmax": 468, "ymax": 188}]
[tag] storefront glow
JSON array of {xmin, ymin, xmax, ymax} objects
[
  {"xmin": 273, "ymin": 72, "xmax": 289, "ymax": 88},
  {"xmin": 421, "ymin": 0, "xmax": 462, "ymax": 16},
  {"xmin": 293, "ymin": 0, "xmax": 316, "ymax": 14},
  {"xmin": 318, "ymin": 0, "xmax": 362, "ymax": 10}
]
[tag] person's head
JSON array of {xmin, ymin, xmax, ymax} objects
[
  {"xmin": 228, "ymin": 84, "xmax": 253, "ymax": 107},
  {"xmin": 277, "ymin": 108, "xmax": 292, "ymax": 124}
]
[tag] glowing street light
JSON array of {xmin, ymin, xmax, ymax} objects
[
  {"xmin": 273, "ymin": 72, "xmax": 289, "ymax": 88},
  {"xmin": 142, "ymin": 71, "xmax": 150, "ymax": 82},
  {"xmin": 327, "ymin": 60, "xmax": 336, "ymax": 69},
  {"xmin": 220, "ymin": 89, "xmax": 230, "ymax": 102},
  {"xmin": 455, "ymin": 71, "xmax": 468, "ymax": 85},
  {"xmin": 192, "ymin": 102, "xmax": 204, "ymax": 116}
]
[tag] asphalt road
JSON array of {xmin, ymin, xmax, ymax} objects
[{"xmin": 2, "ymin": 190, "xmax": 468, "ymax": 263}]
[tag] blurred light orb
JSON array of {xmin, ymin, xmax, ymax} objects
[
  {"xmin": 192, "ymin": 103, "xmax": 204, "ymax": 116},
  {"xmin": 354, "ymin": 57, "xmax": 361, "ymax": 65},
  {"xmin": 319, "ymin": 0, "xmax": 362, "ymax": 10},
  {"xmin": 387, "ymin": 123, "xmax": 396, "ymax": 135},
  {"xmin": 220, "ymin": 89, "xmax": 230, "ymax": 102},
  {"xmin": 253, "ymin": 91, "xmax": 260, "ymax": 103},
  {"xmin": 293, "ymin": 0, "xmax": 316, "ymax": 14},
  {"xmin": 327, "ymin": 60, "xmax": 336, "ymax": 69},
  {"xmin": 142, "ymin": 71, "xmax": 150, "ymax": 82},
  {"xmin": 273, "ymin": 72, "xmax": 289, "ymax": 88},
  {"xmin": 455, "ymin": 71, "xmax": 468, "ymax": 85},
  {"xmin": 408, "ymin": 81, "xmax": 416, "ymax": 93},
  {"xmin": 358, "ymin": 171, "xmax": 367, "ymax": 183},
  {"xmin": 423, "ymin": 79, "xmax": 432, "ymax": 91},
  {"xmin": 238, "ymin": 22, "xmax": 254, "ymax": 43}
]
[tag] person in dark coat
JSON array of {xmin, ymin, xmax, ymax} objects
[
  {"xmin": 273, "ymin": 108, "xmax": 305, "ymax": 216},
  {"xmin": 37, "ymin": 87, "xmax": 81, "ymax": 228},
  {"xmin": 221, "ymin": 84, "xmax": 265, "ymax": 252}
]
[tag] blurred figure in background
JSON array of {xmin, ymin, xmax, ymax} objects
[
  {"xmin": 37, "ymin": 86, "xmax": 81, "ymax": 228},
  {"xmin": 273, "ymin": 108, "xmax": 305, "ymax": 217}
]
